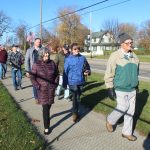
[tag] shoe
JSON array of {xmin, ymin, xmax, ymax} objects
[
  {"xmin": 55, "ymin": 95, "xmax": 61, "ymax": 100},
  {"xmin": 18, "ymin": 86, "xmax": 23, "ymax": 90},
  {"xmin": 14, "ymin": 87, "xmax": 18, "ymax": 91},
  {"xmin": 44, "ymin": 128, "xmax": 51, "ymax": 135},
  {"xmin": 106, "ymin": 121, "xmax": 114, "ymax": 132},
  {"xmin": 35, "ymin": 99, "xmax": 40, "ymax": 104},
  {"xmin": 72, "ymin": 113, "xmax": 78, "ymax": 123},
  {"xmin": 64, "ymin": 97, "xmax": 69, "ymax": 101},
  {"xmin": 122, "ymin": 134, "xmax": 137, "ymax": 141}
]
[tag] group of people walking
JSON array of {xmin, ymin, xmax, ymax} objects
[
  {"xmin": 0, "ymin": 32, "xmax": 139, "ymax": 141},
  {"xmin": 24, "ymin": 39, "xmax": 91, "ymax": 135}
]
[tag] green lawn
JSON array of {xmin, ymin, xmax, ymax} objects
[
  {"xmin": 87, "ymin": 55, "xmax": 150, "ymax": 63},
  {"xmin": 81, "ymin": 73, "xmax": 150, "ymax": 136},
  {"xmin": 0, "ymin": 82, "xmax": 48, "ymax": 150}
]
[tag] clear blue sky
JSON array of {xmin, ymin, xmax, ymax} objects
[{"xmin": 0, "ymin": 0, "xmax": 150, "ymax": 38}]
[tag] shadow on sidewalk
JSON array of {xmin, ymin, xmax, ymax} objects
[
  {"xmin": 47, "ymin": 122, "xmax": 76, "ymax": 146},
  {"xmin": 50, "ymin": 109, "xmax": 72, "ymax": 120},
  {"xmin": 47, "ymin": 110, "xmax": 75, "ymax": 146},
  {"xmin": 51, "ymin": 112, "xmax": 72, "ymax": 131},
  {"xmin": 50, "ymin": 109, "xmax": 72, "ymax": 131},
  {"xmin": 18, "ymin": 97, "xmax": 34, "ymax": 103},
  {"xmin": 133, "ymin": 89, "xmax": 149, "ymax": 131},
  {"xmin": 143, "ymin": 132, "xmax": 150, "ymax": 150},
  {"xmin": 22, "ymin": 84, "xmax": 33, "ymax": 89},
  {"xmin": 47, "ymin": 81, "xmax": 106, "ymax": 146},
  {"xmin": 80, "ymin": 82, "xmax": 150, "ymax": 133},
  {"xmin": 79, "ymin": 81, "xmax": 107, "ymax": 120}
]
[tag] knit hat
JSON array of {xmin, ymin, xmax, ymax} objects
[
  {"xmin": 118, "ymin": 33, "xmax": 132, "ymax": 44},
  {"xmin": 12, "ymin": 44, "xmax": 18, "ymax": 48}
]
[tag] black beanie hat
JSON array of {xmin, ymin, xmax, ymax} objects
[{"xmin": 118, "ymin": 33, "xmax": 132, "ymax": 44}]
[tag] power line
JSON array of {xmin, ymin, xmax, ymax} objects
[
  {"xmin": 27, "ymin": 0, "xmax": 109, "ymax": 30},
  {"xmin": 80, "ymin": 0, "xmax": 131, "ymax": 16},
  {"xmin": 27, "ymin": 0, "xmax": 132, "ymax": 31}
]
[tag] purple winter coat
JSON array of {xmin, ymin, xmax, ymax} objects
[{"xmin": 31, "ymin": 60, "xmax": 59, "ymax": 105}]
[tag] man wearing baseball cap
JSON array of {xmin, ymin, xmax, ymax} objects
[
  {"xmin": 8, "ymin": 44, "xmax": 24, "ymax": 90},
  {"xmin": 104, "ymin": 33, "xmax": 139, "ymax": 141}
]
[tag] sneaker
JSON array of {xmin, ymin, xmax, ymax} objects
[
  {"xmin": 18, "ymin": 86, "xmax": 23, "ymax": 90},
  {"xmin": 44, "ymin": 128, "xmax": 51, "ymax": 135},
  {"xmin": 72, "ymin": 113, "xmax": 78, "ymax": 123},
  {"xmin": 64, "ymin": 97, "xmax": 69, "ymax": 101},
  {"xmin": 55, "ymin": 95, "xmax": 61, "ymax": 100},
  {"xmin": 14, "ymin": 87, "xmax": 18, "ymax": 91},
  {"xmin": 106, "ymin": 121, "xmax": 114, "ymax": 132},
  {"xmin": 122, "ymin": 134, "xmax": 137, "ymax": 141}
]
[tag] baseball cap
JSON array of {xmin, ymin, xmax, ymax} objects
[{"xmin": 63, "ymin": 44, "xmax": 69, "ymax": 50}]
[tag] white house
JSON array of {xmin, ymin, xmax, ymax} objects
[{"xmin": 84, "ymin": 31, "xmax": 119, "ymax": 55}]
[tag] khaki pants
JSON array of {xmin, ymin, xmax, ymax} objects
[{"xmin": 107, "ymin": 90, "xmax": 136, "ymax": 135}]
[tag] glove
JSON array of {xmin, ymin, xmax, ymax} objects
[
  {"xmin": 135, "ymin": 86, "xmax": 139, "ymax": 93},
  {"xmin": 108, "ymin": 88, "xmax": 116, "ymax": 100}
]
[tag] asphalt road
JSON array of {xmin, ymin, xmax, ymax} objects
[{"xmin": 87, "ymin": 59, "xmax": 150, "ymax": 81}]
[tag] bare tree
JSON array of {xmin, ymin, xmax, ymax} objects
[
  {"xmin": 102, "ymin": 18, "xmax": 120, "ymax": 41},
  {"xmin": 0, "ymin": 11, "xmax": 11, "ymax": 38},
  {"xmin": 15, "ymin": 23, "xmax": 28, "ymax": 46},
  {"xmin": 119, "ymin": 23, "xmax": 137, "ymax": 39},
  {"xmin": 41, "ymin": 27, "xmax": 53, "ymax": 44},
  {"xmin": 138, "ymin": 20, "xmax": 150, "ymax": 50}
]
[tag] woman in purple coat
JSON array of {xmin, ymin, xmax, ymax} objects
[{"xmin": 31, "ymin": 47, "xmax": 59, "ymax": 135}]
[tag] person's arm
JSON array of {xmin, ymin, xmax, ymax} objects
[
  {"xmin": 25, "ymin": 49, "xmax": 31, "ymax": 77},
  {"xmin": 83, "ymin": 57, "xmax": 91, "ymax": 76},
  {"xmin": 30, "ymin": 63, "xmax": 40, "ymax": 89},
  {"xmin": 104, "ymin": 53, "xmax": 116, "ymax": 89},
  {"xmin": 53, "ymin": 61, "xmax": 59, "ymax": 86},
  {"xmin": 5, "ymin": 51, "xmax": 8, "ymax": 62},
  {"xmin": 104, "ymin": 53, "xmax": 117, "ymax": 100},
  {"xmin": 63, "ymin": 57, "xmax": 69, "ymax": 86}
]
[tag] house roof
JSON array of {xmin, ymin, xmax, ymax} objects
[{"xmin": 92, "ymin": 31, "xmax": 104, "ymax": 38}]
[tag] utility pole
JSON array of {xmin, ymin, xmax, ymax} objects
[
  {"xmin": 90, "ymin": 12, "xmax": 92, "ymax": 59},
  {"xmin": 40, "ymin": 0, "xmax": 43, "ymax": 41}
]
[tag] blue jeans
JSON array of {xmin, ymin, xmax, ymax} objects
[
  {"xmin": 0, "ymin": 63, "xmax": 3, "ymax": 80},
  {"xmin": 2, "ymin": 63, "xmax": 7, "ymax": 78},
  {"xmin": 0, "ymin": 63, "xmax": 6, "ymax": 79},
  {"xmin": 69, "ymin": 85, "xmax": 83, "ymax": 114},
  {"xmin": 11, "ymin": 68, "xmax": 22, "ymax": 89},
  {"xmin": 33, "ymin": 86, "xmax": 38, "ymax": 100}
]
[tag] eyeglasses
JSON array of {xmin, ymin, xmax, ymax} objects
[{"xmin": 124, "ymin": 42, "xmax": 133, "ymax": 45}]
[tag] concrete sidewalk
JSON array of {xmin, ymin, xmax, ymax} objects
[{"xmin": 1, "ymin": 70, "xmax": 150, "ymax": 150}]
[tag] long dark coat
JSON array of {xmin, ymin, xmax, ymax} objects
[{"xmin": 31, "ymin": 60, "xmax": 59, "ymax": 105}]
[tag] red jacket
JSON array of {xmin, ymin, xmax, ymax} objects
[
  {"xmin": 31, "ymin": 60, "xmax": 59, "ymax": 105},
  {"xmin": 0, "ymin": 50, "xmax": 8, "ymax": 63}
]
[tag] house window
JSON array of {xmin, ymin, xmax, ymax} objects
[
  {"xmin": 93, "ymin": 38, "xmax": 96, "ymax": 42},
  {"xmin": 93, "ymin": 46, "xmax": 97, "ymax": 51}
]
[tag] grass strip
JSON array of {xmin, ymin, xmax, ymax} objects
[{"xmin": 0, "ymin": 82, "xmax": 47, "ymax": 150}]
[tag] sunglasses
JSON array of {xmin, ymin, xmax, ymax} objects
[
  {"xmin": 124, "ymin": 42, "xmax": 133, "ymax": 45},
  {"xmin": 73, "ymin": 47, "xmax": 79, "ymax": 50}
]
